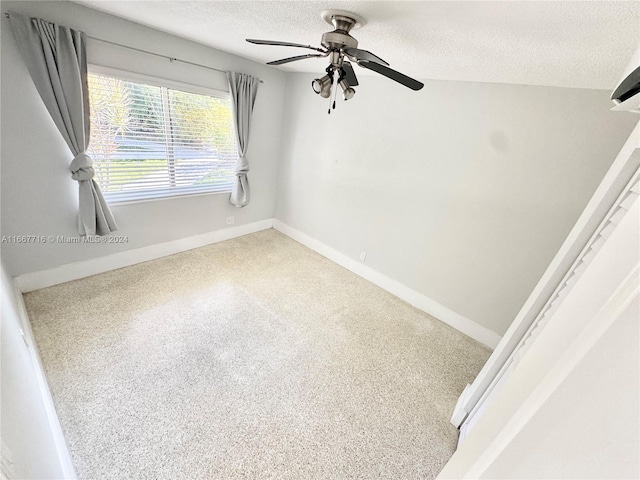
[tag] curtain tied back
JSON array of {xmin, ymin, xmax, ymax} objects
[
  {"xmin": 9, "ymin": 11, "xmax": 117, "ymax": 236},
  {"xmin": 70, "ymin": 152, "xmax": 95, "ymax": 181},
  {"xmin": 227, "ymin": 71, "xmax": 259, "ymax": 208}
]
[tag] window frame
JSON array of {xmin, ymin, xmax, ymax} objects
[{"xmin": 87, "ymin": 64, "xmax": 237, "ymax": 205}]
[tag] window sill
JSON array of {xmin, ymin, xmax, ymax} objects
[{"xmin": 106, "ymin": 189, "xmax": 232, "ymax": 207}]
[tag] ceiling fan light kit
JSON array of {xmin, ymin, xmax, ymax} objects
[
  {"xmin": 339, "ymin": 79, "xmax": 355, "ymax": 100},
  {"xmin": 247, "ymin": 9, "xmax": 424, "ymax": 113},
  {"xmin": 312, "ymin": 74, "xmax": 332, "ymax": 98}
]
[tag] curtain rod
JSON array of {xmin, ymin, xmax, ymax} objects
[{"xmin": 4, "ymin": 11, "xmax": 263, "ymax": 83}]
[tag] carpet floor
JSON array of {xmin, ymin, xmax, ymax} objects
[{"xmin": 25, "ymin": 229, "xmax": 490, "ymax": 479}]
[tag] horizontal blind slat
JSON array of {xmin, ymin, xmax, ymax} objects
[{"xmin": 87, "ymin": 72, "xmax": 237, "ymax": 203}]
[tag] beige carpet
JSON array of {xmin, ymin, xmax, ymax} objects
[{"xmin": 25, "ymin": 229, "xmax": 490, "ymax": 479}]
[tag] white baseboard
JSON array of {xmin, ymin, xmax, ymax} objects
[
  {"xmin": 15, "ymin": 216, "xmax": 500, "ymax": 348},
  {"xmin": 16, "ymin": 219, "xmax": 273, "ymax": 293},
  {"xmin": 11, "ymin": 279, "xmax": 77, "ymax": 479},
  {"xmin": 452, "ymin": 383, "xmax": 473, "ymax": 430},
  {"xmin": 273, "ymin": 220, "xmax": 501, "ymax": 349}
]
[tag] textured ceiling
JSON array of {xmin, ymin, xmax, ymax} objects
[{"xmin": 75, "ymin": 1, "xmax": 639, "ymax": 90}]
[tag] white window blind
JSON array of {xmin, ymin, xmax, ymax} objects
[{"xmin": 87, "ymin": 71, "xmax": 237, "ymax": 203}]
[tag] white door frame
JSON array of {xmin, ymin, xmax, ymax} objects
[
  {"xmin": 451, "ymin": 121, "xmax": 640, "ymax": 432},
  {"xmin": 439, "ymin": 194, "xmax": 640, "ymax": 478}
]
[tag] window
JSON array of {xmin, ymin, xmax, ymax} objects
[{"xmin": 87, "ymin": 69, "xmax": 237, "ymax": 203}]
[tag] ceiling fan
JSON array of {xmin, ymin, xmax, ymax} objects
[{"xmin": 247, "ymin": 9, "xmax": 424, "ymax": 113}]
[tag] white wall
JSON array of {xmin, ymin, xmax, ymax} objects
[
  {"xmin": 0, "ymin": 262, "xmax": 72, "ymax": 478},
  {"xmin": 275, "ymin": 73, "xmax": 637, "ymax": 336},
  {"xmin": 479, "ymin": 297, "xmax": 639, "ymax": 479},
  {"xmin": 438, "ymin": 194, "xmax": 639, "ymax": 479},
  {"xmin": 0, "ymin": 1, "xmax": 286, "ymax": 276}
]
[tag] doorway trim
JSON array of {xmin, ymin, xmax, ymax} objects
[{"xmin": 451, "ymin": 121, "xmax": 640, "ymax": 436}]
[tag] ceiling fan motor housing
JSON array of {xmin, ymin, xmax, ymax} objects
[
  {"xmin": 321, "ymin": 14, "xmax": 359, "ymax": 50},
  {"xmin": 321, "ymin": 31, "xmax": 358, "ymax": 50},
  {"xmin": 246, "ymin": 8, "xmax": 424, "ymax": 97}
]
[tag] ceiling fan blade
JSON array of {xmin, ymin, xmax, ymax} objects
[
  {"xmin": 341, "ymin": 61, "xmax": 359, "ymax": 86},
  {"xmin": 246, "ymin": 39, "xmax": 326, "ymax": 53},
  {"xmin": 343, "ymin": 48, "xmax": 389, "ymax": 66},
  {"xmin": 267, "ymin": 54, "xmax": 326, "ymax": 66},
  {"xmin": 358, "ymin": 61, "xmax": 424, "ymax": 91}
]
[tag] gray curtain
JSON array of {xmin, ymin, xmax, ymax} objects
[
  {"xmin": 226, "ymin": 72, "xmax": 259, "ymax": 207},
  {"xmin": 9, "ymin": 12, "xmax": 117, "ymax": 236}
]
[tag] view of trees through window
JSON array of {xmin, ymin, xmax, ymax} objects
[{"xmin": 87, "ymin": 72, "xmax": 237, "ymax": 202}]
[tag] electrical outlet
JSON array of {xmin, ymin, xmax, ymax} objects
[
  {"xmin": 359, "ymin": 251, "xmax": 367, "ymax": 262},
  {"xmin": 226, "ymin": 216, "xmax": 235, "ymax": 225}
]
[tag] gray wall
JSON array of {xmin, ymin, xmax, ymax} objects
[
  {"xmin": 1, "ymin": 1, "xmax": 637, "ymax": 337},
  {"xmin": 274, "ymin": 73, "xmax": 637, "ymax": 336},
  {"xmin": 438, "ymin": 191, "xmax": 640, "ymax": 480},
  {"xmin": 0, "ymin": 1, "xmax": 286, "ymax": 276}
]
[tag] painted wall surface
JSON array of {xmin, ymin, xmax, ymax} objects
[
  {"xmin": 479, "ymin": 297, "xmax": 639, "ymax": 479},
  {"xmin": 439, "ymin": 196, "xmax": 639, "ymax": 479},
  {"xmin": 0, "ymin": 1, "xmax": 286, "ymax": 276},
  {"xmin": 0, "ymin": 263, "xmax": 67, "ymax": 478},
  {"xmin": 275, "ymin": 72, "xmax": 637, "ymax": 335}
]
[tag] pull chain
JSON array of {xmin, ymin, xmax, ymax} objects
[
  {"xmin": 328, "ymin": 70, "xmax": 338, "ymax": 114},
  {"xmin": 332, "ymin": 72, "xmax": 338, "ymax": 111}
]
